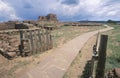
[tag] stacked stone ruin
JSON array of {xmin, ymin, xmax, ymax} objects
[
  {"xmin": 23, "ymin": 20, "xmax": 37, "ymax": 26},
  {"xmin": 0, "ymin": 33, "xmax": 20, "ymax": 58},
  {"xmin": 38, "ymin": 13, "xmax": 58, "ymax": 22},
  {"xmin": 0, "ymin": 21, "xmax": 38, "ymax": 30}
]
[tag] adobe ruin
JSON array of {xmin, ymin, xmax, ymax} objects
[
  {"xmin": 23, "ymin": 20, "xmax": 37, "ymax": 26},
  {"xmin": 38, "ymin": 13, "xmax": 58, "ymax": 22},
  {"xmin": 0, "ymin": 21, "xmax": 20, "ymax": 30}
]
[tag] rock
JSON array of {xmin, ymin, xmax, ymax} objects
[
  {"xmin": 0, "ymin": 34, "xmax": 19, "ymax": 53},
  {"xmin": 105, "ymin": 68, "xmax": 120, "ymax": 78},
  {"xmin": 114, "ymin": 68, "xmax": 120, "ymax": 77}
]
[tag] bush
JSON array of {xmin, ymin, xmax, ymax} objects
[
  {"xmin": 107, "ymin": 20, "xmax": 117, "ymax": 24},
  {"xmin": 64, "ymin": 24, "xmax": 70, "ymax": 26}
]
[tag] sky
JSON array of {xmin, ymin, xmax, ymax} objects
[{"xmin": 0, "ymin": 0, "xmax": 120, "ymax": 21}]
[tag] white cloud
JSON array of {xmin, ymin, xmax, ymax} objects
[
  {"xmin": 1, "ymin": 0, "xmax": 120, "ymax": 21},
  {"xmin": 0, "ymin": 0, "xmax": 20, "ymax": 21},
  {"xmin": 107, "ymin": 10, "xmax": 117, "ymax": 16}
]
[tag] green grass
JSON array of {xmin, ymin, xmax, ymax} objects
[{"xmin": 105, "ymin": 24, "xmax": 120, "ymax": 71}]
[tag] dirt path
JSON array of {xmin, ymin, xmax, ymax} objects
[
  {"xmin": 64, "ymin": 35, "xmax": 96, "ymax": 78},
  {"xmin": 19, "ymin": 27, "xmax": 113, "ymax": 78}
]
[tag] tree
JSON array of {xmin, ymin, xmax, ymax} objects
[{"xmin": 107, "ymin": 20, "xmax": 117, "ymax": 24}]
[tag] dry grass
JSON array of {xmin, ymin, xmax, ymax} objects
[{"xmin": 52, "ymin": 26, "xmax": 104, "ymax": 47}]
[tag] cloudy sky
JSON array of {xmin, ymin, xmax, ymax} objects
[{"xmin": 0, "ymin": 0, "xmax": 120, "ymax": 21}]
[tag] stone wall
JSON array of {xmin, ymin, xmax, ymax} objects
[
  {"xmin": 23, "ymin": 20, "xmax": 37, "ymax": 26},
  {"xmin": 0, "ymin": 33, "xmax": 20, "ymax": 58},
  {"xmin": 38, "ymin": 16, "xmax": 47, "ymax": 21},
  {"xmin": 15, "ymin": 23, "xmax": 29, "ymax": 29}
]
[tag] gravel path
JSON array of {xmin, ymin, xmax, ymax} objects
[{"xmin": 20, "ymin": 27, "xmax": 113, "ymax": 78}]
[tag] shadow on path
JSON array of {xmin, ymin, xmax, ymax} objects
[{"xmin": 80, "ymin": 60, "xmax": 92, "ymax": 78}]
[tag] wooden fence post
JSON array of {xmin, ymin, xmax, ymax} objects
[
  {"xmin": 95, "ymin": 34, "xmax": 108, "ymax": 78},
  {"xmin": 19, "ymin": 30, "xmax": 24, "ymax": 56}
]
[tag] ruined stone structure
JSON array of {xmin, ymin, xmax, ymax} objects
[
  {"xmin": 0, "ymin": 20, "xmax": 38, "ymax": 30},
  {"xmin": 38, "ymin": 13, "xmax": 58, "ymax": 22},
  {"xmin": 0, "ymin": 21, "xmax": 19, "ymax": 30},
  {"xmin": 46, "ymin": 14, "xmax": 58, "ymax": 21},
  {"xmin": 15, "ymin": 23, "xmax": 29, "ymax": 29},
  {"xmin": 23, "ymin": 20, "xmax": 37, "ymax": 26},
  {"xmin": 38, "ymin": 16, "xmax": 47, "ymax": 21},
  {"xmin": 0, "ymin": 33, "xmax": 20, "ymax": 59}
]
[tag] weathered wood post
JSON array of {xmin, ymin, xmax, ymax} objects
[
  {"xmin": 95, "ymin": 34, "xmax": 108, "ymax": 78},
  {"xmin": 19, "ymin": 30, "xmax": 24, "ymax": 56}
]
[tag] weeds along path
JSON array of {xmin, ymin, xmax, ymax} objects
[{"xmin": 20, "ymin": 26, "xmax": 113, "ymax": 78}]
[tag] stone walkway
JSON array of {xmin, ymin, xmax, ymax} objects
[{"xmin": 20, "ymin": 27, "xmax": 113, "ymax": 78}]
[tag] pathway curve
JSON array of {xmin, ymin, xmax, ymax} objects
[{"xmin": 20, "ymin": 26, "xmax": 114, "ymax": 78}]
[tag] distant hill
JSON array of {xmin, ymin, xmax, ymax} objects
[{"xmin": 78, "ymin": 21, "xmax": 120, "ymax": 23}]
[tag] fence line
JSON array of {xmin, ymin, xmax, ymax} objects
[{"xmin": 81, "ymin": 34, "xmax": 108, "ymax": 78}]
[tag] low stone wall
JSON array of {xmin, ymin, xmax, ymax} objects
[{"xmin": 0, "ymin": 33, "xmax": 20, "ymax": 59}]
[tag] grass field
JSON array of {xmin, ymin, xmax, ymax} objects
[
  {"xmin": 63, "ymin": 24, "xmax": 120, "ymax": 78},
  {"xmin": 105, "ymin": 24, "xmax": 120, "ymax": 71}
]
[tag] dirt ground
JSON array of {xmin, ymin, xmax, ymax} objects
[
  {"xmin": 0, "ymin": 26, "xmax": 103, "ymax": 78},
  {"xmin": 64, "ymin": 35, "xmax": 97, "ymax": 78}
]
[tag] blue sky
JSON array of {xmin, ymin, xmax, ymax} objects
[{"xmin": 0, "ymin": 0, "xmax": 120, "ymax": 21}]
